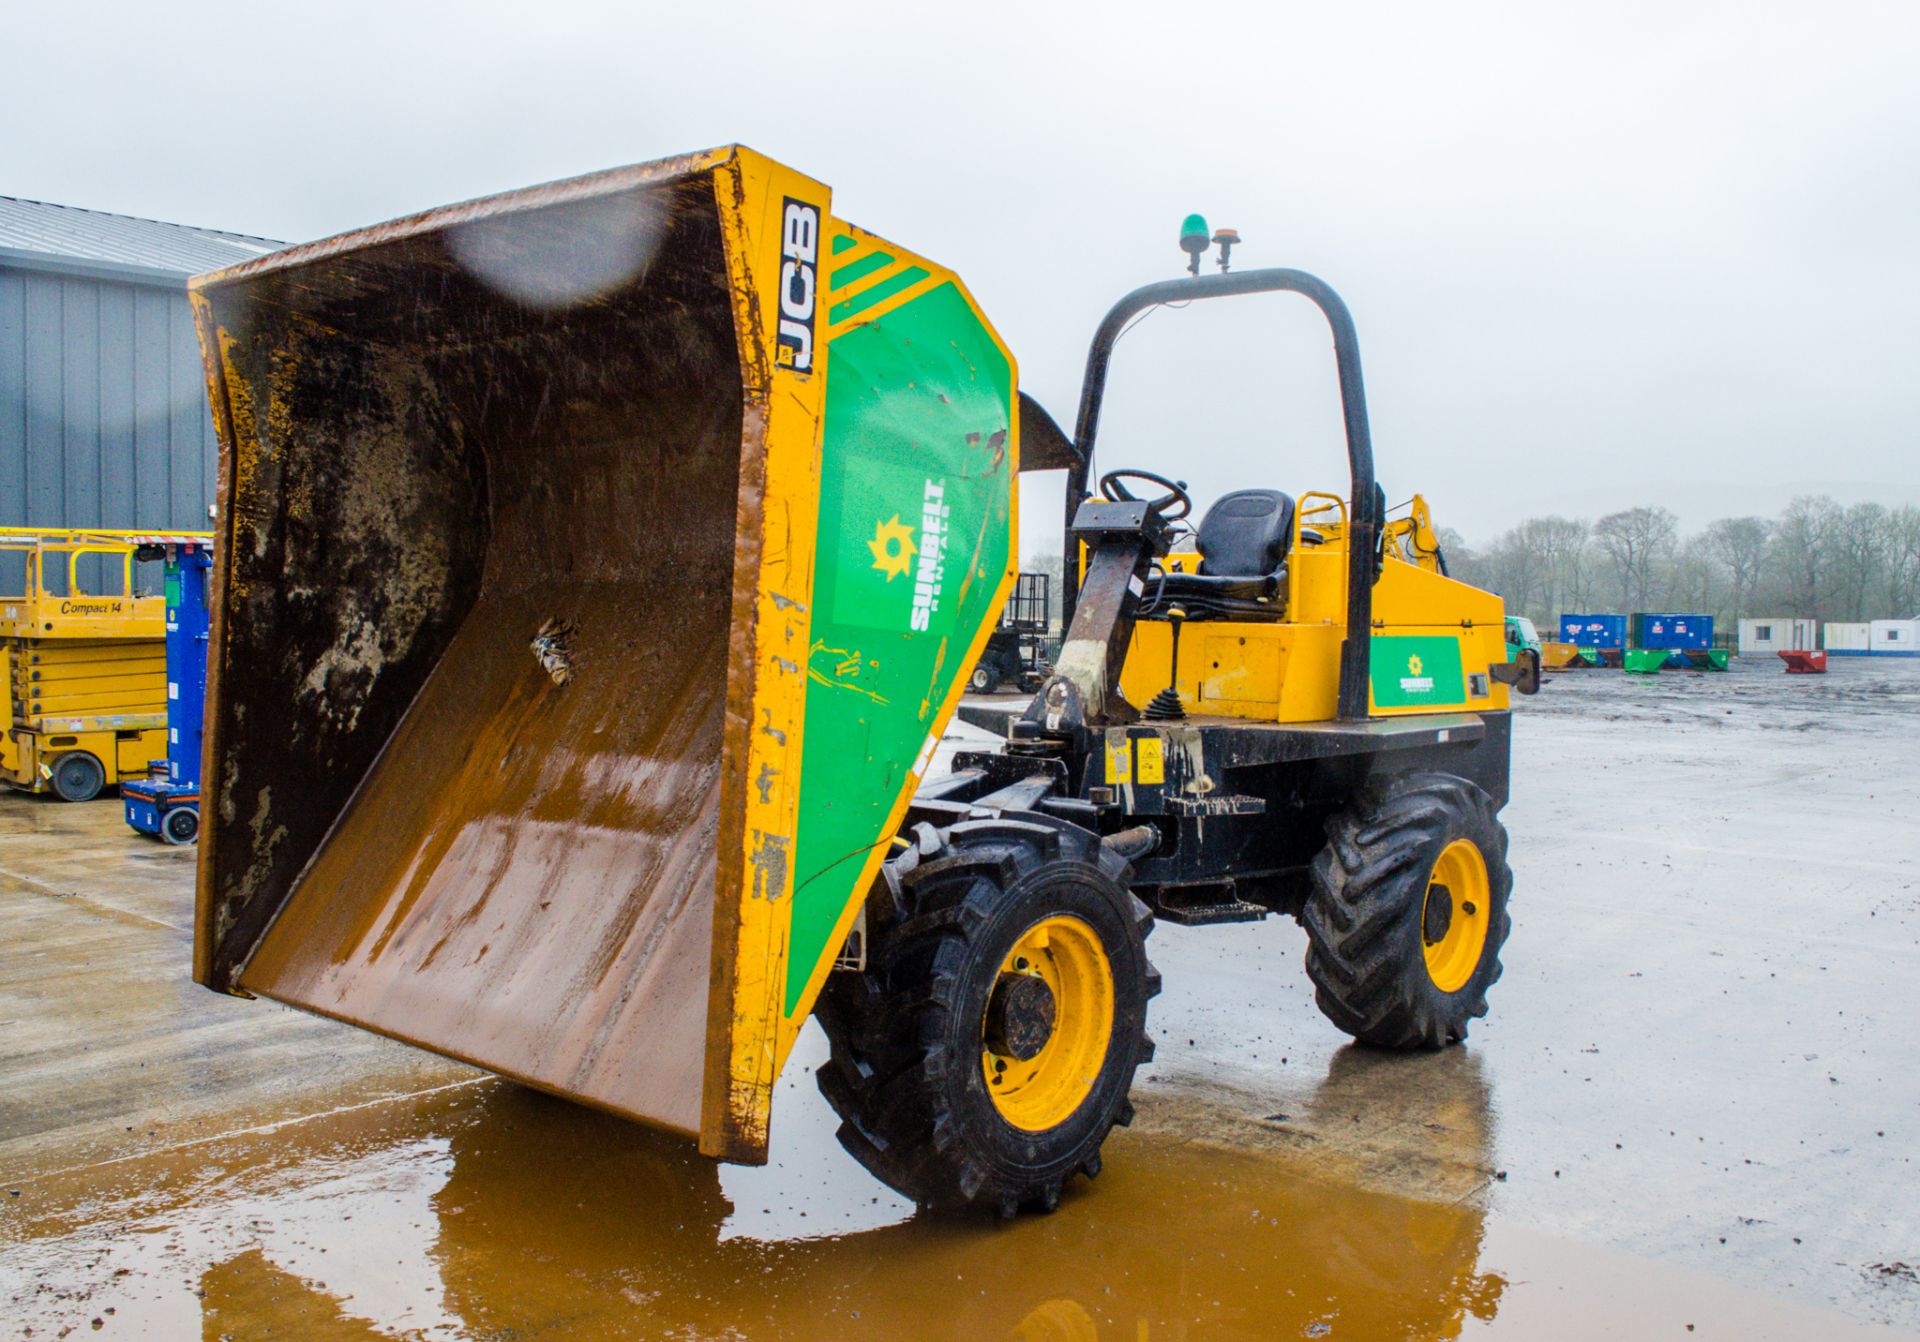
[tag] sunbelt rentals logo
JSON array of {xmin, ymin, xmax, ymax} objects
[
  {"xmin": 868, "ymin": 515, "xmax": 916, "ymax": 580},
  {"xmin": 864, "ymin": 479, "xmax": 949, "ymax": 631},
  {"xmin": 1400, "ymin": 652, "xmax": 1433, "ymax": 696},
  {"xmin": 908, "ymin": 480, "xmax": 949, "ymax": 631},
  {"xmin": 832, "ymin": 464, "xmax": 963, "ymax": 636}
]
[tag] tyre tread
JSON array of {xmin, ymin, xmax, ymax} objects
[
  {"xmin": 1303, "ymin": 772, "xmax": 1513, "ymax": 1049},
  {"xmin": 815, "ymin": 818, "xmax": 1156, "ymax": 1213}
]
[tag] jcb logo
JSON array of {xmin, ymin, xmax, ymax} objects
[{"xmin": 777, "ymin": 198, "xmax": 818, "ymax": 373}]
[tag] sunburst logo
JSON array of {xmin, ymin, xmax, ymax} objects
[
  {"xmin": 1408, "ymin": 654, "xmax": 1424, "ymax": 676},
  {"xmin": 868, "ymin": 515, "xmax": 917, "ymax": 581}
]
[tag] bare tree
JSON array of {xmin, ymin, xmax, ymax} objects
[
  {"xmin": 1702, "ymin": 516, "xmax": 1772, "ymax": 617},
  {"xmin": 1592, "ymin": 506, "xmax": 1678, "ymax": 610},
  {"xmin": 1884, "ymin": 505, "xmax": 1920, "ymax": 617},
  {"xmin": 1829, "ymin": 503, "xmax": 1892, "ymax": 622},
  {"xmin": 1767, "ymin": 495, "xmax": 1843, "ymax": 619},
  {"xmin": 1421, "ymin": 496, "xmax": 1920, "ymax": 627},
  {"xmin": 1518, "ymin": 516, "xmax": 1589, "ymax": 622},
  {"xmin": 1666, "ymin": 535, "xmax": 1720, "ymax": 615},
  {"xmin": 1490, "ymin": 530, "xmax": 1544, "ymax": 621}
]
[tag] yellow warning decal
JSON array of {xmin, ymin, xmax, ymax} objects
[
  {"xmin": 1105, "ymin": 734, "xmax": 1131, "ymax": 785},
  {"xmin": 1136, "ymin": 736, "xmax": 1165, "ymax": 785}
]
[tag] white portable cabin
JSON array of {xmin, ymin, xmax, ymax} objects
[
  {"xmin": 1738, "ymin": 618, "xmax": 1816, "ymax": 654},
  {"xmin": 1824, "ymin": 622, "xmax": 1871, "ymax": 655},
  {"xmin": 1869, "ymin": 619, "xmax": 1920, "ymax": 656}
]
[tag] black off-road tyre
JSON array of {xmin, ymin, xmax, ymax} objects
[
  {"xmin": 969, "ymin": 663, "xmax": 1001, "ymax": 694},
  {"xmin": 814, "ymin": 817, "xmax": 1158, "ymax": 1216},
  {"xmin": 1303, "ymin": 772, "xmax": 1512, "ymax": 1049},
  {"xmin": 49, "ymin": 752, "xmax": 106, "ymax": 803}
]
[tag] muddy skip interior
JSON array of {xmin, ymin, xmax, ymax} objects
[{"xmin": 194, "ymin": 176, "xmax": 743, "ymax": 1137}]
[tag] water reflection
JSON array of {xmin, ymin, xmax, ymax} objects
[{"xmin": 6, "ymin": 1049, "xmax": 1505, "ymax": 1340}]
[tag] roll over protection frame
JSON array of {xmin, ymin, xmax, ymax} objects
[{"xmin": 1061, "ymin": 268, "xmax": 1380, "ymax": 721}]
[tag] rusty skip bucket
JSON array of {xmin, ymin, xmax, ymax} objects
[{"xmin": 189, "ymin": 146, "xmax": 1020, "ymax": 1161}]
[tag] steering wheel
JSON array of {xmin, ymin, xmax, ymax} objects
[{"xmin": 1099, "ymin": 469, "xmax": 1193, "ymax": 521}]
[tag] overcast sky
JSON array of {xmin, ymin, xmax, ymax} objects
[{"xmin": 7, "ymin": 1, "xmax": 1915, "ymax": 556}]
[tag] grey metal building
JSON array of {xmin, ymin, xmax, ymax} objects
[{"xmin": 0, "ymin": 197, "xmax": 281, "ymax": 534}]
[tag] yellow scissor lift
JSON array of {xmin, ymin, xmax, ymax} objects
[{"xmin": 1, "ymin": 529, "xmax": 211, "ymax": 802}]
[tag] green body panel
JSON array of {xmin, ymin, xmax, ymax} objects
[
  {"xmin": 830, "ymin": 250, "xmax": 894, "ymax": 289},
  {"xmin": 1623, "ymin": 649, "xmax": 1667, "ymax": 674},
  {"xmin": 830, "ymin": 266, "xmax": 931, "ymax": 324},
  {"xmin": 783, "ymin": 281, "xmax": 1014, "ymax": 1014},
  {"xmin": 1370, "ymin": 635, "xmax": 1466, "ymax": 709}
]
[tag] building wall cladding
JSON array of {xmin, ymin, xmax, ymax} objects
[
  {"xmin": 0, "ymin": 266, "xmax": 216, "ymax": 532},
  {"xmin": 1824, "ymin": 622, "xmax": 1871, "ymax": 655},
  {"xmin": 0, "ymin": 196, "xmax": 282, "ymax": 539}
]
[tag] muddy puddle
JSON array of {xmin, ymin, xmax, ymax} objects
[
  {"xmin": 5, "ymin": 1067, "xmax": 1904, "ymax": 1341},
  {"xmin": 6, "ymin": 662, "xmax": 1919, "ymax": 1340}
]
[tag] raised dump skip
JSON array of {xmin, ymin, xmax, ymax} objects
[{"xmin": 189, "ymin": 146, "xmax": 1017, "ymax": 1161}]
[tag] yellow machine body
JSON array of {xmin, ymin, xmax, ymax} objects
[{"xmin": 1117, "ymin": 497, "xmax": 1509, "ymax": 723}]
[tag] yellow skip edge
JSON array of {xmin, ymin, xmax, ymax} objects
[{"xmin": 701, "ymin": 147, "xmax": 832, "ymax": 1162}]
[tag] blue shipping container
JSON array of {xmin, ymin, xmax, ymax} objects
[
  {"xmin": 1559, "ymin": 614, "xmax": 1628, "ymax": 648},
  {"xmin": 1632, "ymin": 612, "xmax": 1712, "ymax": 651}
]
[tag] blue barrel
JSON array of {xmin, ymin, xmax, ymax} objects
[
  {"xmin": 1631, "ymin": 612, "xmax": 1712, "ymax": 651},
  {"xmin": 1559, "ymin": 614, "xmax": 1627, "ymax": 649}
]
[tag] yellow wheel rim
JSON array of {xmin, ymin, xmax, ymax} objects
[
  {"xmin": 981, "ymin": 915, "xmax": 1115, "ymax": 1132},
  {"xmin": 1422, "ymin": 839, "xmax": 1491, "ymax": 993}
]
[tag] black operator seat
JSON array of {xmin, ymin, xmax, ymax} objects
[{"xmin": 1150, "ymin": 489, "xmax": 1296, "ymax": 621}]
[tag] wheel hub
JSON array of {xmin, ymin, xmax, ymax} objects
[
  {"xmin": 985, "ymin": 971, "xmax": 1057, "ymax": 1061},
  {"xmin": 1421, "ymin": 839, "xmax": 1492, "ymax": 993},
  {"xmin": 1423, "ymin": 883, "xmax": 1453, "ymax": 944},
  {"xmin": 980, "ymin": 915, "xmax": 1117, "ymax": 1132}
]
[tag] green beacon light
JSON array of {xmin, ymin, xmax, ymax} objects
[{"xmin": 1179, "ymin": 213, "xmax": 1211, "ymax": 276}]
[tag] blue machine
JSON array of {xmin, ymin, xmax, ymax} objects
[{"xmin": 124, "ymin": 540, "xmax": 211, "ymax": 844}]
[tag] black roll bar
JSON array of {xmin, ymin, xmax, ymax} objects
[{"xmin": 1061, "ymin": 268, "xmax": 1380, "ymax": 721}]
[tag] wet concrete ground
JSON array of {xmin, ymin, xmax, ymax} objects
[{"xmin": 2, "ymin": 656, "xmax": 1917, "ymax": 1338}]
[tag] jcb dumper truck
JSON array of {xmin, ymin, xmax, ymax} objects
[{"xmin": 189, "ymin": 147, "xmax": 1528, "ymax": 1216}]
